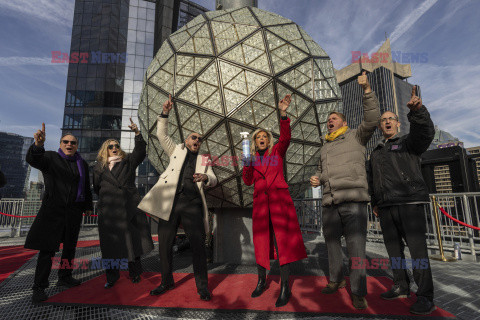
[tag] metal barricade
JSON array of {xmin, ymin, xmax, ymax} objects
[
  {"xmin": 0, "ymin": 199, "xmax": 99, "ymax": 237},
  {"xmin": 293, "ymin": 193, "xmax": 480, "ymax": 260}
]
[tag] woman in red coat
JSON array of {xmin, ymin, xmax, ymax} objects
[{"xmin": 242, "ymin": 94, "xmax": 307, "ymax": 307}]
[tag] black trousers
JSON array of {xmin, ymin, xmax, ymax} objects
[
  {"xmin": 105, "ymin": 257, "xmax": 143, "ymax": 283},
  {"xmin": 157, "ymin": 193, "xmax": 207, "ymax": 291},
  {"xmin": 32, "ymin": 207, "xmax": 83, "ymax": 290},
  {"xmin": 379, "ymin": 204, "xmax": 434, "ymax": 301},
  {"xmin": 33, "ymin": 247, "xmax": 76, "ymax": 289}
]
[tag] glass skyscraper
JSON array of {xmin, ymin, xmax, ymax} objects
[
  {"xmin": 0, "ymin": 132, "xmax": 33, "ymax": 198},
  {"xmin": 62, "ymin": 0, "xmax": 208, "ymax": 195}
]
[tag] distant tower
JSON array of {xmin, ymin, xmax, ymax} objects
[{"xmin": 215, "ymin": 0, "xmax": 257, "ymax": 10}]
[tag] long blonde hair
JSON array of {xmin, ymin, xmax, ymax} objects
[
  {"xmin": 250, "ymin": 128, "xmax": 274, "ymax": 156},
  {"xmin": 97, "ymin": 139, "xmax": 126, "ymax": 168}
]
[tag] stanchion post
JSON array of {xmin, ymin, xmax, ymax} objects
[
  {"xmin": 430, "ymin": 196, "xmax": 456, "ymax": 262},
  {"xmin": 462, "ymin": 194, "xmax": 476, "ymax": 259}
]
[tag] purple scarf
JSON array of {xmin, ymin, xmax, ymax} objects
[{"xmin": 58, "ymin": 148, "xmax": 86, "ymax": 202}]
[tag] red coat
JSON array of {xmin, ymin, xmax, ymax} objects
[{"xmin": 242, "ymin": 118, "xmax": 307, "ymax": 269}]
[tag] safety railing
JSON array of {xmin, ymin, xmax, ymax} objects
[
  {"xmin": 0, "ymin": 199, "xmax": 99, "ymax": 237},
  {"xmin": 294, "ymin": 192, "xmax": 480, "ymax": 260}
]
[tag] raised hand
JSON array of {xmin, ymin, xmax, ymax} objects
[
  {"xmin": 128, "ymin": 117, "xmax": 140, "ymax": 135},
  {"xmin": 310, "ymin": 175, "xmax": 320, "ymax": 187},
  {"xmin": 278, "ymin": 94, "xmax": 292, "ymax": 117},
  {"xmin": 407, "ymin": 85, "xmax": 422, "ymax": 111},
  {"xmin": 34, "ymin": 123, "xmax": 46, "ymax": 147},
  {"xmin": 357, "ymin": 71, "xmax": 372, "ymax": 93},
  {"xmin": 162, "ymin": 94, "xmax": 173, "ymax": 115}
]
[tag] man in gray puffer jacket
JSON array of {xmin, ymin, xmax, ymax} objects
[{"xmin": 310, "ymin": 71, "xmax": 380, "ymax": 309}]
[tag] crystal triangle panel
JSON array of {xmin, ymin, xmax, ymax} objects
[
  {"xmin": 299, "ymin": 27, "xmax": 328, "ymax": 57},
  {"xmin": 278, "ymin": 59, "xmax": 313, "ymax": 99},
  {"xmin": 148, "ymin": 44, "xmax": 173, "ymax": 79},
  {"xmin": 266, "ymin": 31, "xmax": 308, "ymax": 74},
  {"xmin": 250, "ymin": 7, "xmax": 292, "ymax": 26},
  {"xmin": 175, "ymin": 55, "xmax": 212, "ymax": 93},
  {"xmin": 149, "ymin": 56, "xmax": 175, "ymax": 92},
  {"xmin": 170, "ymin": 22, "xmax": 204, "ymax": 51},
  {"xmin": 178, "ymin": 24, "xmax": 213, "ymax": 55},
  {"xmin": 276, "ymin": 82, "xmax": 312, "ymax": 122},
  {"xmin": 267, "ymin": 24, "xmax": 309, "ymax": 53}
]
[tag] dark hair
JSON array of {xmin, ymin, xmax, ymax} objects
[
  {"xmin": 328, "ymin": 111, "xmax": 346, "ymax": 121},
  {"xmin": 60, "ymin": 132, "xmax": 78, "ymax": 143}
]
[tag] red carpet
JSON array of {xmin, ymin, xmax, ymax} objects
[
  {"xmin": 47, "ymin": 272, "xmax": 454, "ymax": 318},
  {"xmin": 0, "ymin": 246, "xmax": 37, "ymax": 284}
]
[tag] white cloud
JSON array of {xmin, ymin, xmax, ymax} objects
[
  {"xmin": 369, "ymin": 0, "xmax": 438, "ymax": 54},
  {"xmin": 0, "ymin": 0, "xmax": 74, "ymax": 27},
  {"xmin": 0, "ymin": 57, "xmax": 56, "ymax": 67},
  {"xmin": 410, "ymin": 63, "xmax": 480, "ymax": 147}
]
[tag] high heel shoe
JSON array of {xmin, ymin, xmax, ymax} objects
[
  {"xmin": 275, "ymin": 281, "xmax": 291, "ymax": 307},
  {"xmin": 251, "ymin": 277, "xmax": 266, "ymax": 298}
]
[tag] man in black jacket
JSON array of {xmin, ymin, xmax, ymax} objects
[
  {"xmin": 26, "ymin": 123, "xmax": 93, "ymax": 303},
  {"xmin": 369, "ymin": 86, "xmax": 435, "ymax": 315}
]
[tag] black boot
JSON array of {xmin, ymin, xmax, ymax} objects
[
  {"xmin": 275, "ymin": 281, "xmax": 291, "ymax": 307},
  {"xmin": 251, "ymin": 276, "xmax": 266, "ymax": 298}
]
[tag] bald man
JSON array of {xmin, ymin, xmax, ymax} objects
[
  {"xmin": 368, "ymin": 86, "xmax": 436, "ymax": 315},
  {"xmin": 138, "ymin": 95, "xmax": 217, "ymax": 301}
]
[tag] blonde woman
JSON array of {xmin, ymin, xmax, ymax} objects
[
  {"xmin": 242, "ymin": 95, "xmax": 307, "ymax": 307},
  {"xmin": 93, "ymin": 118, "xmax": 153, "ymax": 289}
]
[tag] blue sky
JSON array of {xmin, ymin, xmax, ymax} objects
[{"xmin": 1, "ymin": 0, "xmax": 479, "ymax": 162}]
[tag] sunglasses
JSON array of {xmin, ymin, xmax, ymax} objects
[
  {"xmin": 108, "ymin": 144, "xmax": 120, "ymax": 150},
  {"xmin": 190, "ymin": 135, "xmax": 203, "ymax": 142},
  {"xmin": 62, "ymin": 140, "xmax": 77, "ymax": 145}
]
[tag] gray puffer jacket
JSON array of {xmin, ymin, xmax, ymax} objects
[{"xmin": 315, "ymin": 91, "xmax": 380, "ymax": 206}]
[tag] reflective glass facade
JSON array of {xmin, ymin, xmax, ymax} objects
[
  {"xmin": 0, "ymin": 132, "xmax": 33, "ymax": 198},
  {"xmin": 63, "ymin": 0, "xmax": 208, "ymax": 195},
  {"xmin": 139, "ymin": 7, "xmax": 342, "ymax": 206}
]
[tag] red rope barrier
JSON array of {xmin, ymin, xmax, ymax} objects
[
  {"xmin": 0, "ymin": 212, "xmax": 98, "ymax": 218},
  {"xmin": 437, "ymin": 205, "xmax": 480, "ymax": 231}
]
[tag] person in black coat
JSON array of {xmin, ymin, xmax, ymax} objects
[
  {"xmin": 369, "ymin": 86, "xmax": 436, "ymax": 315},
  {"xmin": 25, "ymin": 123, "xmax": 93, "ymax": 303},
  {"xmin": 93, "ymin": 118, "xmax": 153, "ymax": 289}
]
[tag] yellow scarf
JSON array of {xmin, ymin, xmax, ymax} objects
[{"xmin": 325, "ymin": 126, "xmax": 348, "ymax": 141}]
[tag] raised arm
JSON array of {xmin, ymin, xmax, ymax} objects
[
  {"xmin": 26, "ymin": 123, "xmax": 50, "ymax": 172},
  {"xmin": 276, "ymin": 94, "xmax": 292, "ymax": 157},
  {"xmin": 405, "ymin": 86, "xmax": 435, "ymax": 154},
  {"xmin": 156, "ymin": 95, "xmax": 176, "ymax": 157},
  {"xmin": 355, "ymin": 71, "xmax": 380, "ymax": 146},
  {"xmin": 128, "ymin": 118, "xmax": 147, "ymax": 167}
]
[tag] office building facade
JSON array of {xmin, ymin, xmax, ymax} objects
[
  {"xmin": 336, "ymin": 39, "xmax": 415, "ymax": 157},
  {"xmin": 62, "ymin": 0, "xmax": 208, "ymax": 195},
  {"xmin": 0, "ymin": 132, "xmax": 33, "ymax": 198}
]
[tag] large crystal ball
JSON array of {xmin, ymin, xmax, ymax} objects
[{"xmin": 138, "ymin": 7, "xmax": 342, "ymax": 207}]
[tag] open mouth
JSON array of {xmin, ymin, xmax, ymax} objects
[
  {"xmin": 386, "ymin": 125, "xmax": 392, "ymax": 130},
  {"xmin": 66, "ymin": 147, "xmax": 73, "ymax": 152},
  {"xmin": 112, "ymin": 150, "xmax": 117, "ymax": 154},
  {"xmin": 260, "ymin": 141, "xmax": 265, "ymax": 146},
  {"xmin": 328, "ymin": 123, "xmax": 334, "ymax": 129}
]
